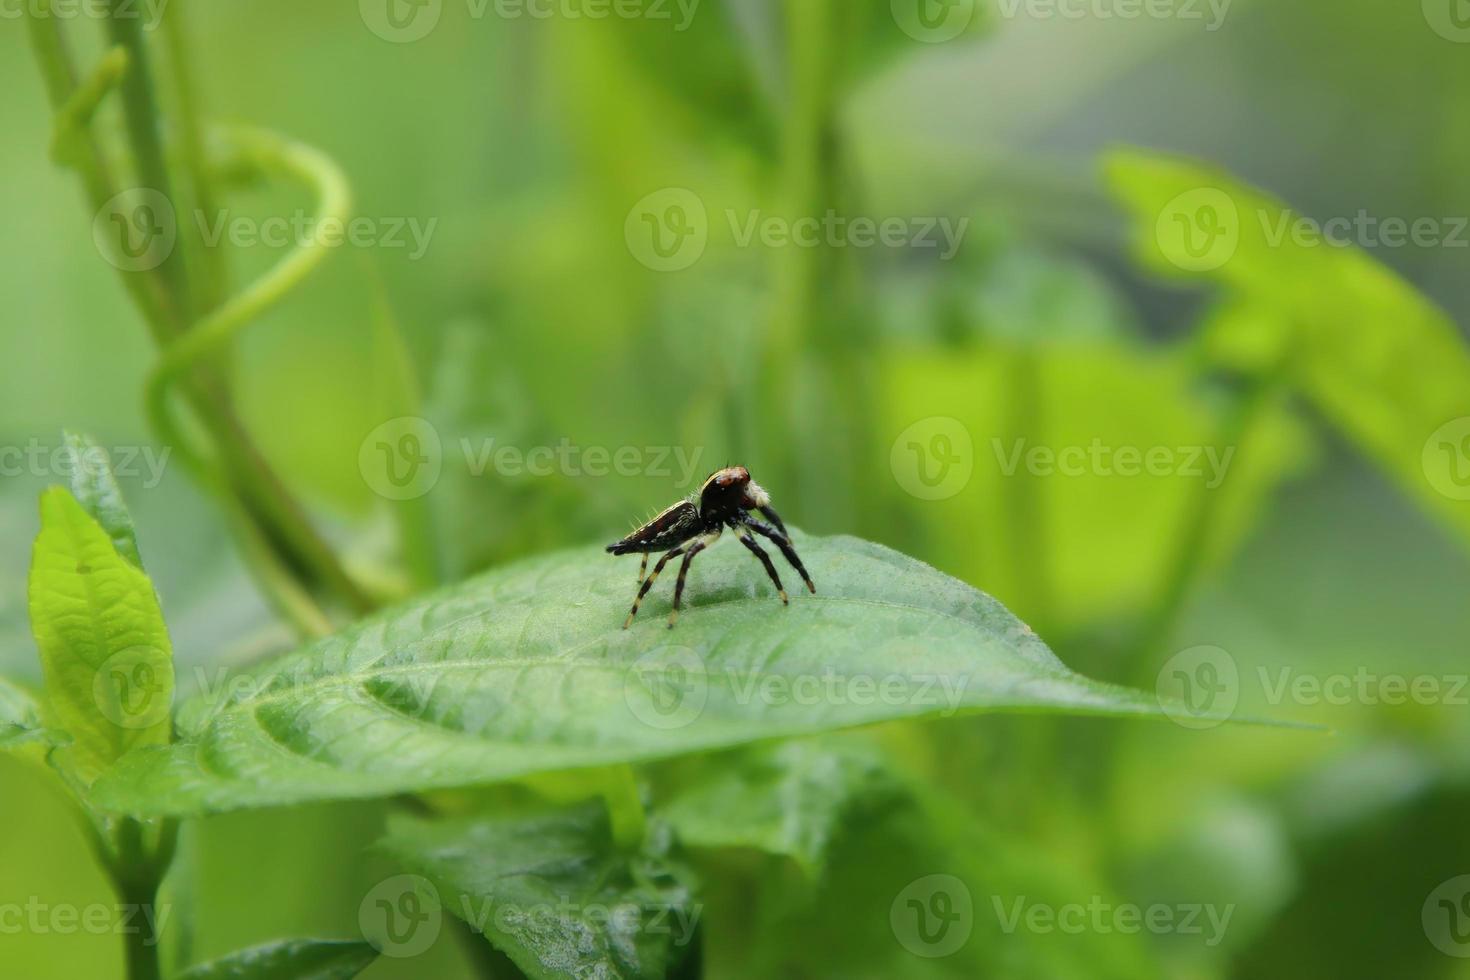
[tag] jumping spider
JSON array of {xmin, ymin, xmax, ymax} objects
[{"xmin": 607, "ymin": 466, "xmax": 815, "ymax": 629}]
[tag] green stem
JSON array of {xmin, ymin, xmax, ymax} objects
[
  {"xmin": 26, "ymin": 10, "xmax": 177, "ymax": 335},
  {"xmin": 768, "ymin": 0, "xmax": 845, "ymax": 519},
  {"xmin": 106, "ymin": 0, "xmax": 193, "ymax": 325},
  {"xmin": 162, "ymin": 0, "xmax": 228, "ymax": 315},
  {"xmin": 108, "ymin": 818, "xmax": 177, "ymax": 980},
  {"xmin": 1126, "ymin": 362, "xmax": 1289, "ymax": 682}
]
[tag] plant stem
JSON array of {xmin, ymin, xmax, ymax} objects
[
  {"xmin": 161, "ymin": 0, "xmax": 228, "ymax": 315},
  {"xmin": 106, "ymin": 0, "xmax": 193, "ymax": 326},
  {"xmin": 30, "ymin": 7, "xmax": 374, "ymax": 623},
  {"xmin": 109, "ymin": 818, "xmax": 177, "ymax": 980}
]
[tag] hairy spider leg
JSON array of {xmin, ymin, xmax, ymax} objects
[
  {"xmin": 743, "ymin": 516, "xmax": 815, "ymax": 594},
  {"xmin": 625, "ymin": 546, "xmax": 685, "ymax": 629},
  {"xmin": 732, "ymin": 525, "xmax": 788, "ymax": 605},
  {"xmin": 669, "ymin": 540, "xmax": 711, "ymax": 628}
]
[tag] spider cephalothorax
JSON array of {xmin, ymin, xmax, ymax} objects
[{"xmin": 606, "ymin": 467, "xmax": 814, "ymax": 628}]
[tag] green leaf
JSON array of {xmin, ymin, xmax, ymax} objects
[
  {"xmin": 700, "ymin": 781, "xmax": 1160, "ymax": 979},
  {"xmin": 376, "ymin": 802, "xmax": 697, "ymax": 980},
  {"xmin": 1106, "ymin": 148, "xmax": 1470, "ymax": 553},
  {"xmin": 28, "ymin": 487, "xmax": 174, "ymax": 785},
  {"xmin": 0, "ymin": 675, "xmax": 48, "ymax": 751},
  {"xmin": 173, "ymin": 939, "xmax": 377, "ymax": 980},
  {"xmin": 658, "ymin": 737, "xmax": 903, "ymax": 876},
  {"xmin": 876, "ymin": 343, "xmax": 1306, "ymax": 633},
  {"xmin": 93, "ymin": 534, "xmax": 1186, "ymax": 817},
  {"xmin": 61, "ymin": 430, "xmax": 144, "ymax": 569}
]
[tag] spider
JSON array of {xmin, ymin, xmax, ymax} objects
[{"xmin": 606, "ymin": 466, "xmax": 815, "ymax": 629}]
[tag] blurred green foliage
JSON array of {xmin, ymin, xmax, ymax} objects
[{"xmin": 3, "ymin": 0, "xmax": 1470, "ymax": 977}]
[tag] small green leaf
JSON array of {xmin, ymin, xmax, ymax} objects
[
  {"xmin": 173, "ymin": 939, "xmax": 377, "ymax": 980},
  {"xmin": 658, "ymin": 737, "xmax": 903, "ymax": 876},
  {"xmin": 377, "ymin": 802, "xmax": 697, "ymax": 980},
  {"xmin": 61, "ymin": 430, "xmax": 144, "ymax": 569},
  {"xmin": 28, "ymin": 486, "xmax": 174, "ymax": 785},
  {"xmin": 93, "ymin": 535, "xmax": 1191, "ymax": 817},
  {"xmin": 0, "ymin": 675, "xmax": 48, "ymax": 751},
  {"xmin": 1106, "ymin": 148, "xmax": 1470, "ymax": 553}
]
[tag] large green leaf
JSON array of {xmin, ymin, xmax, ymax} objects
[
  {"xmin": 173, "ymin": 939, "xmax": 377, "ymax": 980},
  {"xmin": 93, "ymin": 534, "xmax": 1187, "ymax": 817},
  {"xmin": 376, "ymin": 802, "xmax": 696, "ymax": 980},
  {"xmin": 657, "ymin": 737, "xmax": 903, "ymax": 876},
  {"xmin": 1106, "ymin": 149, "xmax": 1470, "ymax": 553},
  {"xmin": 28, "ymin": 487, "xmax": 174, "ymax": 785}
]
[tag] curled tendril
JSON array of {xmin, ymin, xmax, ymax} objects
[{"xmin": 144, "ymin": 124, "xmax": 353, "ymax": 483}]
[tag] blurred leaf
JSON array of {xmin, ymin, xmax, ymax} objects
[
  {"xmin": 659, "ymin": 737, "xmax": 903, "ymax": 876},
  {"xmin": 877, "ymin": 342, "xmax": 1306, "ymax": 633},
  {"xmin": 378, "ymin": 802, "xmax": 696, "ymax": 980},
  {"xmin": 61, "ymin": 430, "xmax": 144, "ymax": 570},
  {"xmin": 594, "ymin": 1, "xmax": 779, "ymax": 155},
  {"xmin": 27, "ymin": 487, "xmax": 174, "ymax": 785},
  {"xmin": 701, "ymin": 780, "xmax": 1159, "ymax": 980},
  {"xmin": 1107, "ymin": 149, "xmax": 1470, "ymax": 554},
  {"xmin": 0, "ymin": 675, "xmax": 48, "ymax": 751},
  {"xmin": 173, "ymin": 938, "xmax": 377, "ymax": 980},
  {"xmin": 93, "ymin": 534, "xmax": 1184, "ymax": 816}
]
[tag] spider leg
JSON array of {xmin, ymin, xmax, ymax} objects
[
  {"xmin": 757, "ymin": 504, "xmax": 789, "ymax": 538},
  {"xmin": 637, "ymin": 553, "xmax": 648, "ymax": 586},
  {"xmin": 743, "ymin": 515, "xmax": 815, "ymax": 594},
  {"xmin": 732, "ymin": 527, "xmax": 788, "ymax": 606},
  {"xmin": 624, "ymin": 546, "xmax": 685, "ymax": 629},
  {"xmin": 668, "ymin": 540, "xmax": 710, "ymax": 629}
]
